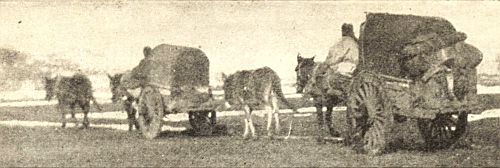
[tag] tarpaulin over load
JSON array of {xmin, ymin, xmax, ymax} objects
[
  {"xmin": 125, "ymin": 44, "xmax": 210, "ymax": 90},
  {"xmin": 360, "ymin": 13, "xmax": 466, "ymax": 77}
]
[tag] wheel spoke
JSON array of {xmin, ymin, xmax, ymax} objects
[
  {"xmin": 373, "ymin": 122, "xmax": 382, "ymax": 140},
  {"xmin": 430, "ymin": 122, "xmax": 438, "ymax": 139},
  {"xmin": 363, "ymin": 83, "xmax": 374, "ymax": 98},
  {"xmin": 438, "ymin": 125, "xmax": 446, "ymax": 140},
  {"xmin": 351, "ymin": 102, "xmax": 359, "ymax": 110},
  {"xmin": 356, "ymin": 91, "xmax": 365, "ymax": 103},
  {"xmin": 358, "ymin": 87, "xmax": 366, "ymax": 100},
  {"xmin": 370, "ymin": 129, "xmax": 377, "ymax": 148},
  {"xmin": 354, "ymin": 94, "xmax": 364, "ymax": 104},
  {"xmin": 374, "ymin": 115, "xmax": 385, "ymax": 125}
]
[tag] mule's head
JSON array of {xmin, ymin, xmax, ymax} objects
[
  {"xmin": 221, "ymin": 73, "xmax": 238, "ymax": 109},
  {"xmin": 108, "ymin": 73, "xmax": 126, "ymax": 103},
  {"xmin": 295, "ymin": 53, "xmax": 316, "ymax": 93},
  {"xmin": 44, "ymin": 77, "xmax": 57, "ymax": 101}
]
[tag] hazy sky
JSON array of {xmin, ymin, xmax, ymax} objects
[{"xmin": 1, "ymin": 1, "xmax": 499, "ymax": 82}]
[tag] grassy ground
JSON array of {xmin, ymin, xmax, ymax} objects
[{"xmin": 0, "ymin": 97, "xmax": 499, "ymax": 167}]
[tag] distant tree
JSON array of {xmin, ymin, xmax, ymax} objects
[
  {"xmin": 0, "ymin": 48, "xmax": 105, "ymax": 91},
  {"xmin": 0, "ymin": 48, "xmax": 32, "ymax": 90},
  {"xmin": 0, "ymin": 48, "xmax": 27, "ymax": 66}
]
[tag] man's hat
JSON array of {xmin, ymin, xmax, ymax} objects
[{"xmin": 342, "ymin": 23, "xmax": 354, "ymax": 36}]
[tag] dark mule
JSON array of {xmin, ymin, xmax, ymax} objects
[
  {"xmin": 107, "ymin": 73, "xmax": 139, "ymax": 131},
  {"xmin": 295, "ymin": 53, "xmax": 345, "ymax": 138},
  {"xmin": 222, "ymin": 66, "xmax": 298, "ymax": 139},
  {"xmin": 44, "ymin": 74, "xmax": 102, "ymax": 128}
]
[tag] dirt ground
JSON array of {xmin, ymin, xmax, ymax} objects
[{"xmin": 0, "ymin": 96, "xmax": 499, "ymax": 167}]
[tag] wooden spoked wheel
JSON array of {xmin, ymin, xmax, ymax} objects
[
  {"xmin": 137, "ymin": 86, "xmax": 165, "ymax": 139},
  {"xmin": 188, "ymin": 110, "xmax": 216, "ymax": 136},
  {"xmin": 417, "ymin": 111, "xmax": 468, "ymax": 149},
  {"xmin": 347, "ymin": 82, "xmax": 391, "ymax": 155}
]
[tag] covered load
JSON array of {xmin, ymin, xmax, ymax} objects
[
  {"xmin": 123, "ymin": 44, "xmax": 210, "ymax": 90},
  {"xmin": 360, "ymin": 13, "xmax": 482, "ymax": 78}
]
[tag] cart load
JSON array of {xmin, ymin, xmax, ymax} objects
[
  {"xmin": 360, "ymin": 13, "xmax": 482, "ymax": 79},
  {"xmin": 127, "ymin": 44, "xmax": 209, "ymax": 89}
]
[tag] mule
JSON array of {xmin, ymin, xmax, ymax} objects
[
  {"xmin": 107, "ymin": 73, "xmax": 140, "ymax": 131},
  {"xmin": 44, "ymin": 73, "xmax": 102, "ymax": 128},
  {"xmin": 295, "ymin": 53, "xmax": 345, "ymax": 138},
  {"xmin": 222, "ymin": 66, "xmax": 298, "ymax": 139}
]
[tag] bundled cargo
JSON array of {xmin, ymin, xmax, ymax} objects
[
  {"xmin": 402, "ymin": 32, "xmax": 467, "ymax": 56},
  {"xmin": 361, "ymin": 13, "xmax": 458, "ymax": 77},
  {"xmin": 127, "ymin": 44, "xmax": 210, "ymax": 90},
  {"xmin": 402, "ymin": 41, "xmax": 483, "ymax": 79}
]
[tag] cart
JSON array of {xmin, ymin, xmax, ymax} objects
[
  {"xmin": 128, "ymin": 44, "xmax": 220, "ymax": 139},
  {"xmin": 345, "ymin": 13, "xmax": 484, "ymax": 154}
]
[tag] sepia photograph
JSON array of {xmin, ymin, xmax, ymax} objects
[{"xmin": 0, "ymin": 0, "xmax": 499, "ymax": 167}]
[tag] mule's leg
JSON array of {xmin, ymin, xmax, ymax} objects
[
  {"xmin": 81, "ymin": 101, "xmax": 91, "ymax": 128},
  {"xmin": 242, "ymin": 105, "xmax": 251, "ymax": 139},
  {"xmin": 325, "ymin": 105, "xmax": 340, "ymax": 137},
  {"xmin": 70, "ymin": 103, "xmax": 79, "ymax": 127},
  {"xmin": 314, "ymin": 97, "xmax": 327, "ymax": 141},
  {"xmin": 265, "ymin": 105, "xmax": 273, "ymax": 137},
  {"xmin": 271, "ymin": 95, "xmax": 280, "ymax": 135},
  {"xmin": 127, "ymin": 111, "xmax": 134, "ymax": 131},
  {"xmin": 315, "ymin": 97, "xmax": 325, "ymax": 131},
  {"xmin": 326, "ymin": 97, "xmax": 341, "ymax": 137},
  {"xmin": 59, "ymin": 104, "xmax": 68, "ymax": 128},
  {"xmin": 244, "ymin": 105, "xmax": 256, "ymax": 138},
  {"xmin": 131, "ymin": 100, "xmax": 140, "ymax": 130},
  {"xmin": 273, "ymin": 111, "xmax": 280, "ymax": 135},
  {"xmin": 127, "ymin": 108, "xmax": 138, "ymax": 131},
  {"xmin": 124, "ymin": 101, "xmax": 134, "ymax": 131},
  {"xmin": 263, "ymin": 90, "xmax": 274, "ymax": 137},
  {"xmin": 248, "ymin": 114, "xmax": 256, "ymax": 138}
]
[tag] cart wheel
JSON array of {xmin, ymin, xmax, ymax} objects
[
  {"xmin": 188, "ymin": 110, "xmax": 216, "ymax": 136},
  {"xmin": 137, "ymin": 86, "xmax": 164, "ymax": 139},
  {"xmin": 417, "ymin": 111, "xmax": 468, "ymax": 149},
  {"xmin": 347, "ymin": 82, "xmax": 392, "ymax": 155}
]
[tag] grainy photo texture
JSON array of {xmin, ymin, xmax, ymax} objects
[{"xmin": 0, "ymin": 1, "xmax": 499, "ymax": 167}]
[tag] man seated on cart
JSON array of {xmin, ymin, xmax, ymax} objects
[{"xmin": 310, "ymin": 23, "xmax": 359, "ymax": 96}]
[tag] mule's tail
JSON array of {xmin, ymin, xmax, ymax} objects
[
  {"xmin": 91, "ymin": 96, "xmax": 103, "ymax": 111},
  {"xmin": 271, "ymin": 75, "xmax": 298, "ymax": 114}
]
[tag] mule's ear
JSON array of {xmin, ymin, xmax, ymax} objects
[
  {"xmin": 107, "ymin": 73, "xmax": 113, "ymax": 79},
  {"xmin": 221, "ymin": 73, "xmax": 227, "ymax": 81},
  {"xmin": 143, "ymin": 46, "xmax": 152, "ymax": 58},
  {"xmin": 312, "ymin": 55, "xmax": 316, "ymax": 60},
  {"xmin": 297, "ymin": 53, "xmax": 303, "ymax": 62}
]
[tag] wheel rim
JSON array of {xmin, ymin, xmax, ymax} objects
[
  {"xmin": 348, "ymin": 82, "xmax": 388, "ymax": 155},
  {"xmin": 418, "ymin": 111, "xmax": 468, "ymax": 149},
  {"xmin": 137, "ymin": 87, "xmax": 164, "ymax": 139},
  {"xmin": 189, "ymin": 111, "xmax": 214, "ymax": 136}
]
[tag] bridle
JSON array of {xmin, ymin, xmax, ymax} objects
[{"xmin": 296, "ymin": 61, "xmax": 314, "ymax": 90}]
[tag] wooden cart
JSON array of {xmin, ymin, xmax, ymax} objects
[
  {"xmin": 345, "ymin": 13, "xmax": 484, "ymax": 154},
  {"xmin": 127, "ymin": 44, "xmax": 220, "ymax": 139}
]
